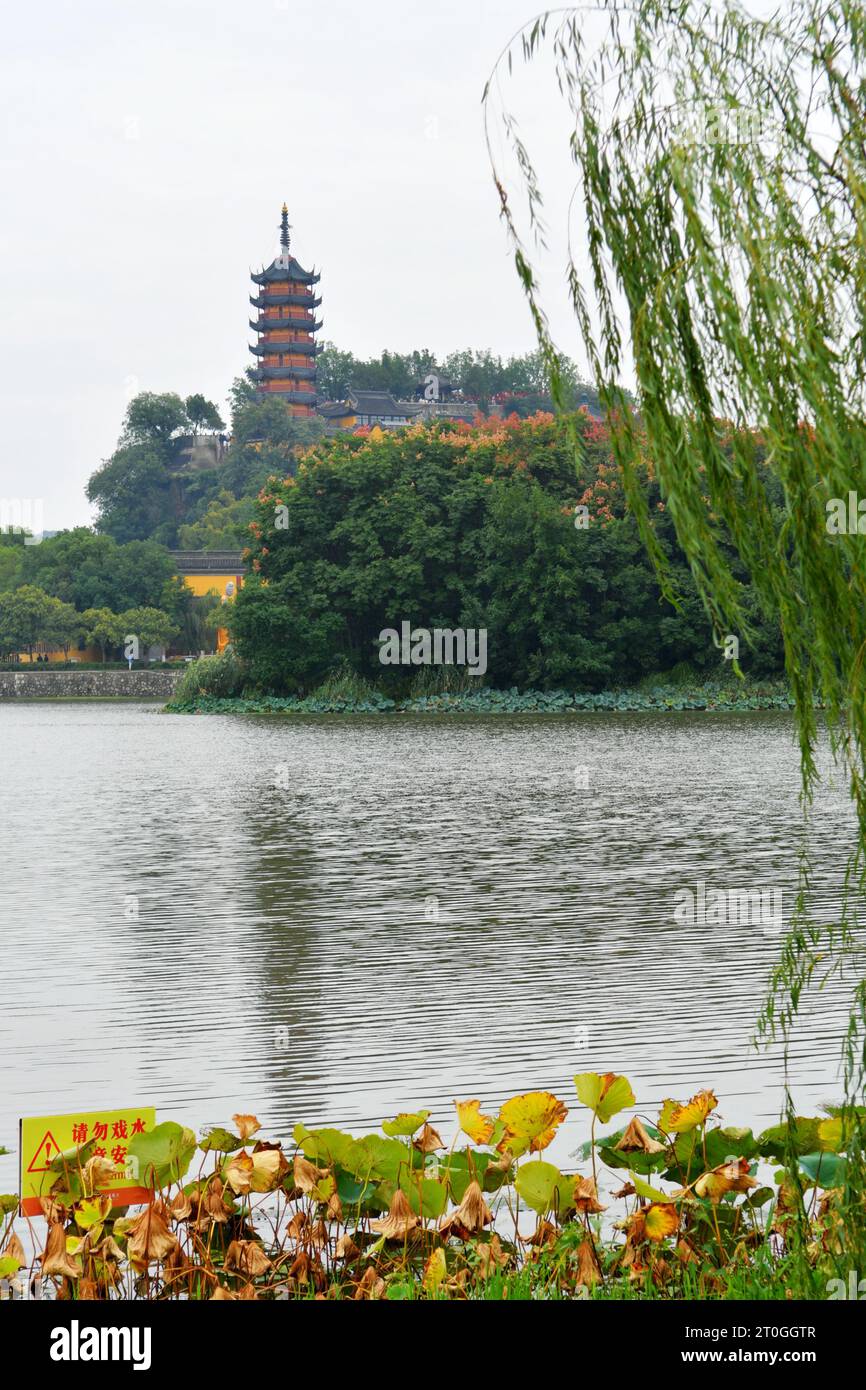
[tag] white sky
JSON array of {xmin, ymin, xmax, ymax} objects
[
  {"xmin": 2, "ymin": 0, "xmax": 788, "ymax": 531},
  {"xmin": 1, "ymin": 0, "xmax": 589, "ymax": 530}
]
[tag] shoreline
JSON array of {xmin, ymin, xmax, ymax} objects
[{"xmin": 165, "ymin": 682, "xmax": 798, "ymax": 717}]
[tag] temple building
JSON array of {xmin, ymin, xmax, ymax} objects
[
  {"xmin": 249, "ymin": 205, "xmax": 321, "ymax": 413},
  {"xmin": 170, "ymin": 550, "xmax": 247, "ymax": 653}
]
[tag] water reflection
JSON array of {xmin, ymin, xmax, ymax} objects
[{"xmin": 0, "ymin": 702, "xmax": 858, "ymax": 1190}]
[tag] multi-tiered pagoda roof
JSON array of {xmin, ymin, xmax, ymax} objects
[{"xmin": 249, "ymin": 205, "xmax": 321, "ymax": 412}]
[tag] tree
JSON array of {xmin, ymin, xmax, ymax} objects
[
  {"xmin": 177, "ymin": 491, "xmax": 253, "ymax": 550},
  {"xmin": 221, "ymin": 400, "xmax": 324, "ymax": 498},
  {"xmin": 18, "ymin": 528, "xmax": 184, "ymax": 615},
  {"xmin": 81, "ymin": 607, "xmax": 124, "ymax": 664},
  {"xmin": 315, "ymin": 344, "xmax": 358, "ymax": 400},
  {"xmin": 177, "ymin": 594, "xmax": 222, "ymax": 654},
  {"xmin": 122, "ymin": 392, "xmax": 189, "ymax": 445},
  {"xmin": 227, "ymin": 374, "xmax": 256, "ymax": 417},
  {"xmin": 185, "ymin": 394, "xmax": 225, "ymax": 436},
  {"xmin": 89, "ymin": 390, "xmax": 228, "ymax": 543},
  {"xmin": 87, "ymin": 444, "xmax": 176, "ymax": 543},
  {"xmin": 0, "ymin": 542, "xmax": 22, "ymax": 592},
  {"xmin": 0, "ymin": 585, "xmax": 56, "ymax": 661},
  {"xmin": 118, "ymin": 606, "xmax": 178, "ymax": 659},
  {"xmin": 45, "ymin": 597, "xmax": 83, "ymax": 661},
  {"xmin": 487, "ymin": 0, "xmax": 866, "ymax": 1093}
]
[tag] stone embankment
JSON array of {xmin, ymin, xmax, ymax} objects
[{"xmin": 0, "ymin": 669, "xmax": 182, "ymax": 699}]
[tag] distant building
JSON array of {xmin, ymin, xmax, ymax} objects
[
  {"xmin": 170, "ymin": 550, "xmax": 247, "ymax": 653},
  {"xmin": 318, "ymin": 389, "xmax": 423, "ymax": 432},
  {"xmin": 249, "ymin": 204, "xmax": 321, "ymax": 415},
  {"xmin": 317, "ymin": 385, "xmax": 480, "ymax": 433}
]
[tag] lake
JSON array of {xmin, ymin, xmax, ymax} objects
[{"xmin": 0, "ymin": 700, "xmax": 857, "ymax": 1190}]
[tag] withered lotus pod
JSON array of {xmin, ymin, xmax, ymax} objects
[
  {"xmin": 169, "ymin": 1189, "xmax": 193, "ymax": 1221},
  {"xmin": 522, "ymin": 1219, "xmax": 558, "ymax": 1248},
  {"xmin": 202, "ymin": 1176, "xmax": 232, "ymax": 1224},
  {"xmin": 288, "ymin": 1250, "xmax": 326, "ymax": 1290},
  {"xmin": 474, "ymin": 1233, "xmax": 510, "ymax": 1277},
  {"xmin": 82, "ymin": 1155, "xmax": 118, "ymax": 1192},
  {"xmin": 286, "ymin": 1210, "xmax": 308, "ymax": 1241}
]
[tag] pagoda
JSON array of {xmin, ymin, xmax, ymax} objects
[{"xmin": 249, "ymin": 204, "xmax": 322, "ymax": 412}]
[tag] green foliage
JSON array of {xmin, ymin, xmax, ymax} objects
[
  {"xmin": 184, "ymin": 393, "xmax": 225, "ymax": 435},
  {"xmin": 17, "ymin": 529, "xmax": 185, "ymax": 616},
  {"xmin": 127, "ymin": 1121, "xmax": 197, "ymax": 1189},
  {"xmin": 227, "ymin": 415, "xmax": 783, "ymax": 694},
  {"xmin": 86, "ymin": 444, "xmax": 176, "ymax": 544},
  {"xmin": 0, "ymin": 582, "xmax": 178, "ymax": 661},
  {"xmin": 315, "ymin": 342, "xmax": 603, "ymax": 412},
  {"xmin": 119, "ymin": 606, "xmax": 178, "ymax": 652},
  {"xmin": 0, "ymin": 543, "xmax": 23, "ymax": 591},
  {"xmin": 173, "ymin": 649, "xmax": 248, "ymax": 703},
  {"xmin": 122, "ymin": 392, "xmax": 189, "ymax": 444},
  {"xmin": 88, "ymin": 391, "xmax": 230, "ymax": 545},
  {"xmin": 80, "ymin": 607, "xmax": 124, "ymax": 662},
  {"xmin": 221, "ymin": 399, "xmax": 325, "ymax": 499},
  {"xmin": 177, "ymin": 490, "xmax": 253, "ymax": 550},
  {"xmin": 0, "ymin": 586, "xmax": 79, "ymax": 660}
]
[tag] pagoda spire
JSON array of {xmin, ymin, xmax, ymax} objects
[{"xmin": 279, "ymin": 203, "xmax": 291, "ymax": 254}]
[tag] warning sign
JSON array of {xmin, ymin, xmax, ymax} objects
[
  {"xmin": 26, "ymin": 1129, "xmax": 61, "ymax": 1172},
  {"xmin": 19, "ymin": 1107, "xmax": 157, "ymax": 1216}
]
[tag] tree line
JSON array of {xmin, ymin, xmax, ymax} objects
[
  {"xmin": 82, "ymin": 344, "xmax": 609, "ymax": 549},
  {"xmin": 314, "ymin": 345, "xmax": 605, "ymax": 412},
  {"xmin": 0, "ymin": 586, "xmax": 178, "ymax": 663},
  {"xmin": 228, "ymin": 413, "xmax": 785, "ymax": 694},
  {"xmin": 0, "ymin": 529, "xmax": 220, "ymax": 661}
]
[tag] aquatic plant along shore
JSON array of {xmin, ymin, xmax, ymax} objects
[
  {"xmin": 167, "ymin": 680, "xmax": 798, "ymax": 716},
  {"xmin": 0, "ymin": 1074, "xmax": 860, "ymax": 1301}
]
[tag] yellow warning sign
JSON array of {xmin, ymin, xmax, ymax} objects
[{"xmin": 19, "ymin": 1107, "xmax": 157, "ymax": 1216}]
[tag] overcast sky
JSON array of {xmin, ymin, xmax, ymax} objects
[{"xmin": 1, "ymin": 0, "xmax": 596, "ymax": 531}]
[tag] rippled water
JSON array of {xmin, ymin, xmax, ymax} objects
[{"xmin": 0, "ymin": 701, "xmax": 860, "ymax": 1188}]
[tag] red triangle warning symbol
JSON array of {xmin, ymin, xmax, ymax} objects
[{"xmin": 27, "ymin": 1130, "xmax": 61, "ymax": 1173}]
